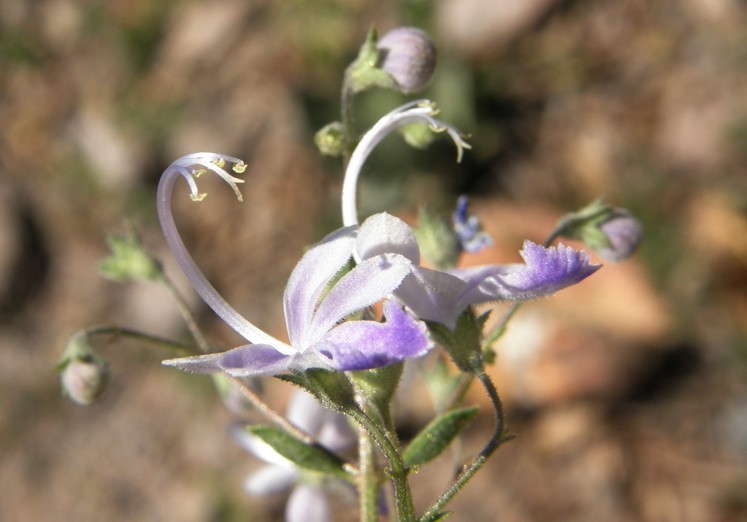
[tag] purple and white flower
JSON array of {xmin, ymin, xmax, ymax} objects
[
  {"xmin": 157, "ymin": 154, "xmax": 432, "ymax": 377},
  {"xmin": 341, "ymin": 102, "xmax": 601, "ymax": 329},
  {"xmin": 235, "ymin": 390, "xmax": 356, "ymax": 522}
]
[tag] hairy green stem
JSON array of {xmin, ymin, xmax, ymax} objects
[
  {"xmin": 357, "ymin": 423, "xmax": 379, "ymax": 522},
  {"xmin": 419, "ymin": 370, "xmax": 513, "ymax": 522},
  {"xmin": 83, "ymin": 325, "xmax": 199, "ymax": 355},
  {"xmin": 157, "ymin": 273, "xmax": 212, "ymax": 353},
  {"xmin": 348, "ymin": 407, "xmax": 415, "ymax": 522}
]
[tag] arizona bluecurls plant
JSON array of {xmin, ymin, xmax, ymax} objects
[{"xmin": 59, "ymin": 26, "xmax": 642, "ymax": 521}]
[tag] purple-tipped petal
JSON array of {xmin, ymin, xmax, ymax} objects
[
  {"xmin": 318, "ymin": 300, "xmax": 432, "ymax": 371},
  {"xmin": 452, "ymin": 241, "xmax": 600, "ymax": 308},
  {"xmin": 286, "ymin": 485, "xmax": 331, "ymax": 522},
  {"xmin": 357, "ymin": 213, "xmax": 420, "ymax": 263},
  {"xmin": 284, "ymin": 226, "xmax": 357, "ymax": 347},
  {"xmin": 306, "ymin": 253, "xmax": 413, "ymax": 346}
]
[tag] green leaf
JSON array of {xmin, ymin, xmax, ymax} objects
[
  {"xmin": 403, "ymin": 406, "xmax": 479, "ymax": 468},
  {"xmin": 99, "ymin": 230, "xmax": 162, "ymax": 282},
  {"xmin": 246, "ymin": 425, "xmax": 350, "ymax": 480}
]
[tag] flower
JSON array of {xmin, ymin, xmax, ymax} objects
[
  {"xmin": 452, "ymin": 196, "xmax": 494, "ymax": 254},
  {"xmin": 340, "ymin": 102, "xmax": 600, "ymax": 329},
  {"xmin": 234, "ymin": 390, "xmax": 356, "ymax": 522},
  {"xmin": 357, "ymin": 213, "xmax": 600, "ymax": 329},
  {"xmin": 156, "ymin": 154, "xmax": 432, "ymax": 377}
]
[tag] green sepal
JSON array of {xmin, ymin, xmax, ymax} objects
[
  {"xmin": 346, "ymin": 26, "xmax": 395, "ymax": 93},
  {"xmin": 553, "ymin": 199, "xmax": 614, "ymax": 250},
  {"xmin": 422, "ymin": 354, "xmax": 465, "ymax": 412},
  {"xmin": 99, "ymin": 230, "xmax": 162, "ymax": 282},
  {"xmin": 279, "ymin": 369, "xmax": 358, "ymax": 416},
  {"xmin": 427, "ymin": 309, "xmax": 489, "ymax": 374},
  {"xmin": 414, "ymin": 206, "xmax": 460, "ymax": 270},
  {"xmin": 245, "ymin": 425, "xmax": 351, "ymax": 481},
  {"xmin": 349, "ymin": 362, "xmax": 404, "ymax": 429},
  {"xmin": 403, "ymin": 406, "xmax": 479, "ymax": 468}
]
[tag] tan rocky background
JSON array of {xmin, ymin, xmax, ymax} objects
[{"xmin": 2, "ymin": 0, "xmax": 747, "ymax": 520}]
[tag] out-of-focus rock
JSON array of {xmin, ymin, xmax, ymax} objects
[{"xmin": 436, "ymin": 0, "xmax": 560, "ymax": 55}]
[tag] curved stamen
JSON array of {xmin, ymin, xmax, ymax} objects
[
  {"xmin": 341, "ymin": 100, "xmax": 471, "ymax": 227},
  {"xmin": 157, "ymin": 153, "xmax": 293, "ymax": 352}
]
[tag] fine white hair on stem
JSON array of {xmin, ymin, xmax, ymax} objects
[
  {"xmin": 341, "ymin": 99, "xmax": 471, "ymax": 227},
  {"xmin": 156, "ymin": 153, "xmax": 293, "ymax": 352}
]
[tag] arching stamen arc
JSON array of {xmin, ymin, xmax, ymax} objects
[
  {"xmin": 157, "ymin": 154, "xmax": 293, "ymax": 352},
  {"xmin": 341, "ymin": 100, "xmax": 471, "ymax": 227}
]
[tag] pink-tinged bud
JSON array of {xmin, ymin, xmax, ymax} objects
[
  {"xmin": 61, "ymin": 356, "xmax": 109, "ymax": 405},
  {"xmin": 377, "ymin": 27, "xmax": 437, "ymax": 93}
]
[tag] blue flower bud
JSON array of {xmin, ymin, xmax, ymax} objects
[{"xmin": 377, "ymin": 27, "xmax": 437, "ymax": 94}]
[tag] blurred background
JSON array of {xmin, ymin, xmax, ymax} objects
[{"xmin": 2, "ymin": 0, "xmax": 747, "ymax": 520}]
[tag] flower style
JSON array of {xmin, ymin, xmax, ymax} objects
[
  {"xmin": 234, "ymin": 390, "xmax": 356, "ymax": 522},
  {"xmin": 156, "ymin": 154, "xmax": 432, "ymax": 377},
  {"xmin": 341, "ymin": 102, "xmax": 601, "ymax": 329}
]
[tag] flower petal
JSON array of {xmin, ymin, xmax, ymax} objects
[
  {"xmin": 243, "ymin": 465, "xmax": 297, "ymax": 497},
  {"xmin": 318, "ymin": 300, "xmax": 432, "ymax": 370},
  {"xmin": 394, "ymin": 266, "xmax": 469, "ymax": 329},
  {"xmin": 284, "ymin": 226, "xmax": 357, "ymax": 347},
  {"xmin": 357, "ymin": 212, "xmax": 420, "ymax": 263},
  {"xmin": 163, "ymin": 345, "xmax": 334, "ymax": 377},
  {"xmin": 306, "ymin": 254, "xmax": 413, "ymax": 345},
  {"xmin": 450, "ymin": 241, "xmax": 601, "ymax": 308},
  {"xmin": 286, "ymin": 390, "xmax": 327, "ymax": 435},
  {"xmin": 286, "ymin": 485, "xmax": 330, "ymax": 522}
]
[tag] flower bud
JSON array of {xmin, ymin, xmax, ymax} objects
[
  {"xmin": 377, "ymin": 27, "xmax": 437, "ymax": 94},
  {"xmin": 555, "ymin": 200, "xmax": 643, "ymax": 262},
  {"xmin": 61, "ymin": 356, "xmax": 109, "ymax": 405},
  {"xmin": 314, "ymin": 121, "xmax": 346, "ymax": 157},
  {"xmin": 595, "ymin": 209, "xmax": 643, "ymax": 261},
  {"xmin": 58, "ymin": 334, "xmax": 109, "ymax": 405},
  {"xmin": 452, "ymin": 196, "xmax": 493, "ymax": 254}
]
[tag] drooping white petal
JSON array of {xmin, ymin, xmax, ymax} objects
[
  {"xmin": 286, "ymin": 485, "xmax": 331, "ymax": 522},
  {"xmin": 243, "ymin": 465, "xmax": 297, "ymax": 497}
]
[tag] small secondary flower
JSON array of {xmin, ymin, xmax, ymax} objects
[
  {"xmin": 235, "ymin": 390, "xmax": 355, "ymax": 522},
  {"xmin": 157, "ymin": 154, "xmax": 432, "ymax": 377},
  {"xmin": 452, "ymin": 195, "xmax": 494, "ymax": 254}
]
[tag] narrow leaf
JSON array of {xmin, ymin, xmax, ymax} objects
[
  {"xmin": 246, "ymin": 425, "xmax": 350, "ymax": 480},
  {"xmin": 403, "ymin": 406, "xmax": 479, "ymax": 468}
]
